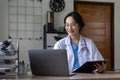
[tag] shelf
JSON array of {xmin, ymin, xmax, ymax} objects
[
  {"xmin": 0, "ymin": 41, "xmax": 19, "ymax": 76},
  {"xmin": 47, "ymin": 31, "xmax": 67, "ymax": 34},
  {"xmin": 0, "ymin": 54, "xmax": 18, "ymax": 59}
]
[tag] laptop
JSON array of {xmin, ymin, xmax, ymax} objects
[{"xmin": 28, "ymin": 49, "xmax": 74, "ymax": 76}]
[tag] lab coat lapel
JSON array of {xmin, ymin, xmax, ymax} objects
[
  {"xmin": 78, "ymin": 35, "xmax": 85, "ymax": 56},
  {"xmin": 65, "ymin": 36, "xmax": 74, "ymax": 72},
  {"xmin": 78, "ymin": 35, "xmax": 90, "ymax": 65}
]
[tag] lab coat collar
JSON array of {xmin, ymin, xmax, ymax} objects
[
  {"xmin": 65, "ymin": 35, "xmax": 86, "ymax": 54},
  {"xmin": 79, "ymin": 35, "xmax": 86, "ymax": 46},
  {"xmin": 65, "ymin": 35, "xmax": 86, "ymax": 46},
  {"xmin": 65, "ymin": 35, "xmax": 71, "ymax": 46}
]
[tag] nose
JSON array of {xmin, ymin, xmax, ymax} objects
[{"xmin": 67, "ymin": 25, "xmax": 72, "ymax": 30}]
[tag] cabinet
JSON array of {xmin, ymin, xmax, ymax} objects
[
  {"xmin": 0, "ymin": 41, "xmax": 19, "ymax": 76},
  {"xmin": 46, "ymin": 33, "xmax": 58, "ymax": 49},
  {"xmin": 43, "ymin": 11, "xmax": 66, "ymax": 49},
  {"xmin": 43, "ymin": 25, "xmax": 66, "ymax": 49}
]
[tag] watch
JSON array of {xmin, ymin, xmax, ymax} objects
[{"xmin": 49, "ymin": 0, "xmax": 65, "ymax": 12}]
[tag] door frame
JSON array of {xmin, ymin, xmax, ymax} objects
[{"xmin": 74, "ymin": 1, "xmax": 114, "ymax": 70}]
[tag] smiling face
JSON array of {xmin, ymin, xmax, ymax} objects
[{"xmin": 65, "ymin": 16, "xmax": 80, "ymax": 37}]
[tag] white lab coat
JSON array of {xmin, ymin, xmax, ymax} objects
[{"xmin": 53, "ymin": 35, "xmax": 104, "ymax": 72}]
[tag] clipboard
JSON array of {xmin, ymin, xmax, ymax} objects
[{"xmin": 73, "ymin": 60, "xmax": 107, "ymax": 73}]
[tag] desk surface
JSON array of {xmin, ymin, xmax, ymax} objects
[{"xmin": 0, "ymin": 71, "xmax": 120, "ymax": 80}]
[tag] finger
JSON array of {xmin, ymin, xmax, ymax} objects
[
  {"xmin": 94, "ymin": 64, "xmax": 104, "ymax": 72},
  {"xmin": 95, "ymin": 63, "xmax": 102, "ymax": 68},
  {"xmin": 94, "ymin": 64, "xmax": 100, "ymax": 69}
]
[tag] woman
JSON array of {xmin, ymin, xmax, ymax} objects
[{"xmin": 53, "ymin": 11, "xmax": 106, "ymax": 73}]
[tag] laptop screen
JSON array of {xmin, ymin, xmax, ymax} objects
[{"xmin": 28, "ymin": 49, "xmax": 72, "ymax": 76}]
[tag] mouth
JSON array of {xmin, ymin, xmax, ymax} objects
[{"xmin": 67, "ymin": 30, "xmax": 74, "ymax": 35}]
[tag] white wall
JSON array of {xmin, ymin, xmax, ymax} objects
[
  {"xmin": 0, "ymin": 0, "xmax": 8, "ymax": 41},
  {"xmin": 0, "ymin": 0, "xmax": 74, "ymax": 64},
  {"xmin": 76, "ymin": 0, "xmax": 120, "ymax": 70}
]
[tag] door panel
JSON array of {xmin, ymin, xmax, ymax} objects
[{"xmin": 75, "ymin": 2, "xmax": 112, "ymax": 70}]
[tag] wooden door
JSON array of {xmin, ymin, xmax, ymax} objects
[{"xmin": 75, "ymin": 1, "xmax": 114, "ymax": 70}]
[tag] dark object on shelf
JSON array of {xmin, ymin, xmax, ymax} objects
[
  {"xmin": 1, "ymin": 40, "xmax": 11, "ymax": 50},
  {"xmin": 54, "ymin": 36, "xmax": 63, "ymax": 41},
  {"xmin": 4, "ymin": 59, "xmax": 16, "ymax": 64},
  {"xmin": 0, "ymin": 39, "xmax": 16, "ymax": 56},
  {"xmin": 47, "ymin": 28, "xmax": 67, "ymax": 34},
  {"xmin": 47, "ymin": 11, "xmax": 54, "ymax": 32},
  {"xmin": 0, "ymin": 72, "xmax": 6, "ymax": 75}
]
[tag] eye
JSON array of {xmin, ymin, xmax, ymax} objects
[
  {"xmin": 71, "ymin": 23, "xmax": 76, "ymax": 26},
  {"xmin": 64, "ymin": 24, "xmax": 69, "ymax": 27}
]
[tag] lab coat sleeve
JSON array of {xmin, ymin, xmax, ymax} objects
[
  {"xmin": 53, "ymin": 39, "xmax": 66, "ymax": 49},
  {"xmin": 53, "ymin": 41, "xmax": 61, "ymax": 49},
  {"xmin": 90, "ymin": 40, "xmax": 104, "ymax": 60}
]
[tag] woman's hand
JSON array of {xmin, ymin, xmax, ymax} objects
[{"xmin": 93, "ymin": 62, "xmax": 106, "ymax": 73}]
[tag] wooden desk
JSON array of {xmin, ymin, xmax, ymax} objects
[{"xmin": 0, "ymin": 71, "xmax": 120, "ymax": 80}]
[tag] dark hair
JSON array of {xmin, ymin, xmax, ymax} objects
[{"xmin": 64, "ymin": 11, "xmax": 85, "ymax": 32}]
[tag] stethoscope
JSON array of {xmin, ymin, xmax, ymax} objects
[{"xmin": 80, "ymin": 39, "xmax": 89, "ymax": 54}]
